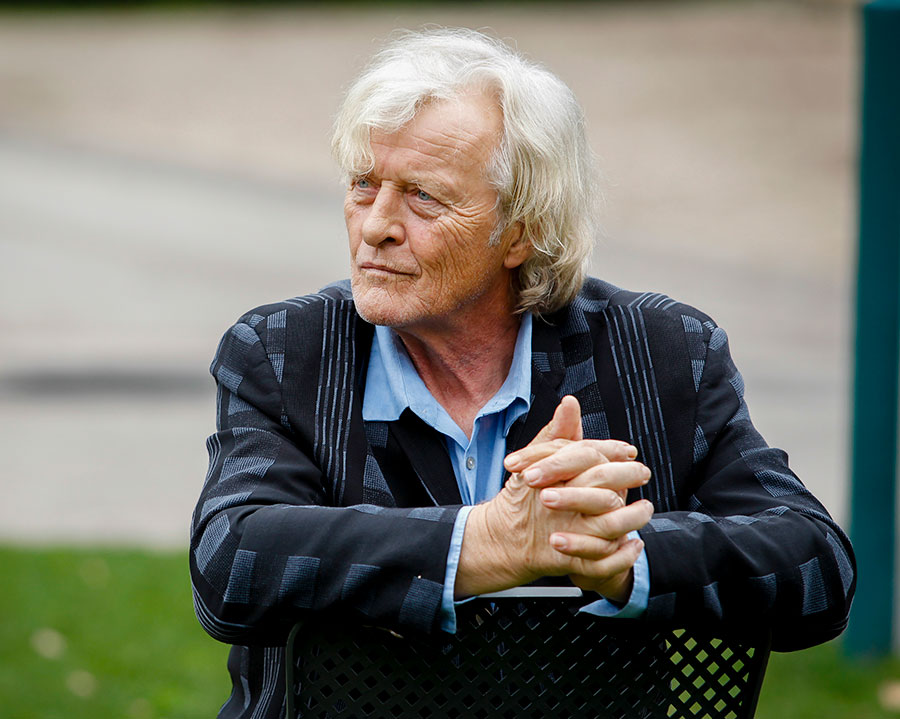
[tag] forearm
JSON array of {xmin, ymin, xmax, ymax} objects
[
  {"xmin": 641, "ymin": 506, "xmax": 855, "ymax": 650},
  {"xmin": 191, "ymin": 500, "xmax": 461, "ymax": 645},
  {"xmin": 672, "ymin": 318, "xmax": 856, "ymax": 648}
]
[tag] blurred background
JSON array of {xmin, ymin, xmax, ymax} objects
[{"xmin": 1, "ymin": 1, "xmax": 897, "ymax": 717}]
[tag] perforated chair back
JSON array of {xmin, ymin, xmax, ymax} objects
[{"xmin": 285, "ymin": 590, "xmax": 770, "ymax": 719}]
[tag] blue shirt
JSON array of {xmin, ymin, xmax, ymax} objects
[{"xmin": 362, "ymin": 316, "xmax": 648, "ymax": 632}]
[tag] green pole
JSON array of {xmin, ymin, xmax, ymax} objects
[{"xmin": 847, "ymin": 0, "xmax": 900, "ymax": 658}]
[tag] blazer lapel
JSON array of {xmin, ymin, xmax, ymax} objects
[
  {"xmin": 347, "ymin": 308, "xmax": 459, "ymax": 507},
  {"xmin": 390, "ymin": 409, "xmax": 461, "ymax": 506},
  {"xmin": 340, "ymin": 315, "xmax": 377, "ymax": 507}
]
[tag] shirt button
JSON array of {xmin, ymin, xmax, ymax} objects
[{"xmin": 466, "ymin": 456, "xmax": 476, "ymax": 470}]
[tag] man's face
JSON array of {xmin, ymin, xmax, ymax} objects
[{"xmin": 344, "ymin": 90, "xmax": 526, "ymax": 335}]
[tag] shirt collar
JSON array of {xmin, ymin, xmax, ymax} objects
[{"xmin": 362, "ymin": 314, "xmax": 533, "ymax": 437}]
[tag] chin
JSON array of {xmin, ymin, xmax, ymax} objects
[{"xmin": 351, "ymin": 283, "xmax": 413, "ymax": 328}]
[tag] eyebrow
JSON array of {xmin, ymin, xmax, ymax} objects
[{"xmin": 408, "ymin": 175, "xmax": 455, "ymax": 200}]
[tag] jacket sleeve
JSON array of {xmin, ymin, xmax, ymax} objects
[
  {"xmin": 190, "ymin": 317, "xmax": 460, "ymax": 646},
  {"xmin": 639, "ymin": 323, "xmax": 856, "ymax": 651}
]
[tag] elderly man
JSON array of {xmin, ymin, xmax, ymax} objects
[{"xmin": 191, "ymin": 28, "xmax": 855, "ymax": 719}]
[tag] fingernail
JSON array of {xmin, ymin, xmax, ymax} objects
[
  {"xmin": 550, "ymin": 534, "xmax": 567, "ymax": 550},
  {"xmin": 523, "ymin": 467, "xmax": 543, "ymax": 485},
  {"xmin": 625, "ymin": 444, "xmax": 638, "ymax": 459},
  {"xmin": 505, "ymin": 453, "xmax": 522, "ymax": 468},
  {"xmin": 542, "ymin": 489, "xmax": 560, "ymax": 505}
]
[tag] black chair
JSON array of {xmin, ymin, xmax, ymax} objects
[{"xmin": 285, "ymin": 588, "xmax": 771, "ymax": 719}]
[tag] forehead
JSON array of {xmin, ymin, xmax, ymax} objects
[{"xmin": 368, "ymin": 92, "xmax": 503, "ymax": 184}]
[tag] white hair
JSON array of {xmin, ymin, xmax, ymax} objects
[{"xmin": 332, "ymin": 28, "xmax": 598, "ymax": 315}]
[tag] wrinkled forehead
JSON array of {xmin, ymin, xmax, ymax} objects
[
  {"xmin": 370, "ymin": 93, "xmax": 501, "ymax": 169},
  {"xmin": 343, "ymin": 86, "xmax": 504, "ymax": 180}
]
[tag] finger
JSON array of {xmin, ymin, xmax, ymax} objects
[
  {"xmin": 504, "ymin": 439, "xmax": 573, "ymax": 474},
  {"xmin": 579, "ymin": 500, "xmax": 654, "ymax": 540},
  {"xmin": 520, "ymin": 440, "xmax": 637, "ymax": 487},
  {"xmin": 549, "ymin": 531, "xmax": 625, "ymax": 559},
  {"xmin": 505, "ymin": 438, "xmax": 637, "ymax": 474},
  {"xmin": 560, "ymin": 537, "xmax": 644, "ymax": 577},
  {"xmin": 563, "ymin": 396, "xmax": 584, "ymax": 442},
  {"xmin": 531, "ymin": 395, "xmax": 582, "ymax": 444},
  {"xmin": 559, "ymin": 461, "xmax": 651, "ymax": 491},
  {"xmin": 541, "ymin": 486, "xmax": 625, "ymax": 514}
]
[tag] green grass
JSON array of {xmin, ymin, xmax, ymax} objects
[
  {"xmin": 0, "ymin": 545, "xmax": 897, "ymax": 718},
  {"xmin": 0, "ymin": 546, "xmax": 229, "ymax": 718},
  {"xmin": 758, "ymin": 639, "xmax": 900, "ymax": 719}
]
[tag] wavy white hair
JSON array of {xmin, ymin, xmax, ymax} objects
[{"xmin": 332, "ymin": 28, "xmax": 598, "ymax": 315}]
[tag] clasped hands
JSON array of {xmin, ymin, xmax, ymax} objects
[{"xmin": 456, "ymin": 396, "xmax": 654, "ymax": 604}]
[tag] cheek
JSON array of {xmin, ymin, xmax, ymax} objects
[
  {"xmin": 344, "ymin": 205, "xmax": 365, "ymax": 249},
  {"xmin": 423, "ymin": 214, "xmax": 486, "ymax": 257},
  {"xmin": 418, "ymin": 229, "xmax": 495, "ymax": 296}
]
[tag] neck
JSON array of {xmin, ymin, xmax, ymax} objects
[{"xmin": 394, "ymin": 310, "xmax": 523, "ymax": 439}]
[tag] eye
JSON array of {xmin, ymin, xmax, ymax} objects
[
  {"xmin": 416, "ymin": 189, "xmax": 434, "ymax": 202},
  {"xmin": 351, "ymin": 176, "xmax": 378, "ymax": 192}
]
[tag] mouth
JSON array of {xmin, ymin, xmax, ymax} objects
[{"xmin": 357, "ymin": 262, "xmax": 412, "ymax": 276}]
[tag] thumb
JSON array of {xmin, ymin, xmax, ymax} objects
[{"xmin": 533, "ymin": 395, "xmax": 583, "ymax": 444}]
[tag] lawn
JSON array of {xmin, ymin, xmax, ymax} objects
[
  {"xmin": 0, "ymin": 546, "xmax": 229, "ymax": 718},
  {"xmin": 0, "ymin": 545, "xmax": 896, "ymax": 718}
]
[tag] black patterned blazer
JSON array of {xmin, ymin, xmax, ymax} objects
[{"xmin": 190, "ymin": 278, "xmax": 855, "ymax": 719}]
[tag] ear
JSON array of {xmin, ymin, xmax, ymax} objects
[{"xmin": 502, "ymin": 222, "xmax": 531, "ymax": 270}]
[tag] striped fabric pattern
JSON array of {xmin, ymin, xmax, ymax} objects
[
  {"xmin": 313, "ymin": 298, "xmax": 357, "ymax": 506},
  {"xmin": 604, "ymin": 301, "xmax": 677, "ymax": 511}
]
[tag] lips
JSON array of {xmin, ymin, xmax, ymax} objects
[{"xmin": 357, "ymin": 262, "xmax": 413, "ymax": 275}]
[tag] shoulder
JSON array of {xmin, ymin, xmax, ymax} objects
[
  {"xmin": 567, "ymin": 277, "xmax": 722, "ymax": 342},
  {"xmin": 547, "ymin": 279, "xmax": 732, "ymax": 386},
  {"xmin": 233, "ymin": 280, "xmax": 356, "ymax": 335},
  {"xmin": 213, "ymin": 280, "xmax": 362, "ymax": 368}
]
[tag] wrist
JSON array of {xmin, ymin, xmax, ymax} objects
[
  {"xmin": 455, "ymin": 502, "xmax": 529, "ymax": 597},
  {"xmin": 603, "ymin": 567, "xmax": 635, "ymax": 604},
  {"xmin": 572, "ymin": 567, "xmax": 634, "ymax": 604}
]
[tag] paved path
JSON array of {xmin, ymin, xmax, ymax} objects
[{"xmin": 0, "ymin": 3, "xmax": 856, "ymax": 545}]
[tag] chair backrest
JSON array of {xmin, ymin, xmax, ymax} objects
[{"xmin": 285, "ymin": 590, "xmax": 771, "ymax": 719}]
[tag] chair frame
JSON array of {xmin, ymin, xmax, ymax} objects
[{"xmin": 285, "ymin": 588, "xmax": 771, "ymax": 719}]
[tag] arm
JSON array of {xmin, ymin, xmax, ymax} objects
[
  {"xmin": 640, "ymin": 324, "xmax": 856, "ymax": 651},
  {"xmin": 190, "ymin": 318, "xmax": 460, "ymax": 645}
]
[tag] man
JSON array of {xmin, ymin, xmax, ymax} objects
[{"xmin": 191, "ymin": 28, "xmax": 855, "ymax": 718}]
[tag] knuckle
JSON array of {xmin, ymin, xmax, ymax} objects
[
  {"xmin": 590, "ymin": 516, "xmax": 614, "ymax": 539},
  {"xmin": 541, "ymin": 456, "xmax": 562, "ymax": 473},
  {"xmin": 597, "ymin": 536, "xmax": 617, "ymax": 556},
  {"xmin": 609, "ymin": 491, "xmax": 626, "ymax": 510},
  {"xmin": 590, "ymin": 464, "xmax": 607, "ymax": 484}
]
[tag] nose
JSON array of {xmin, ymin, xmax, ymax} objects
[{"xmin": 361, "ymin": 186, "xmax": 406, "ymax": 247}]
